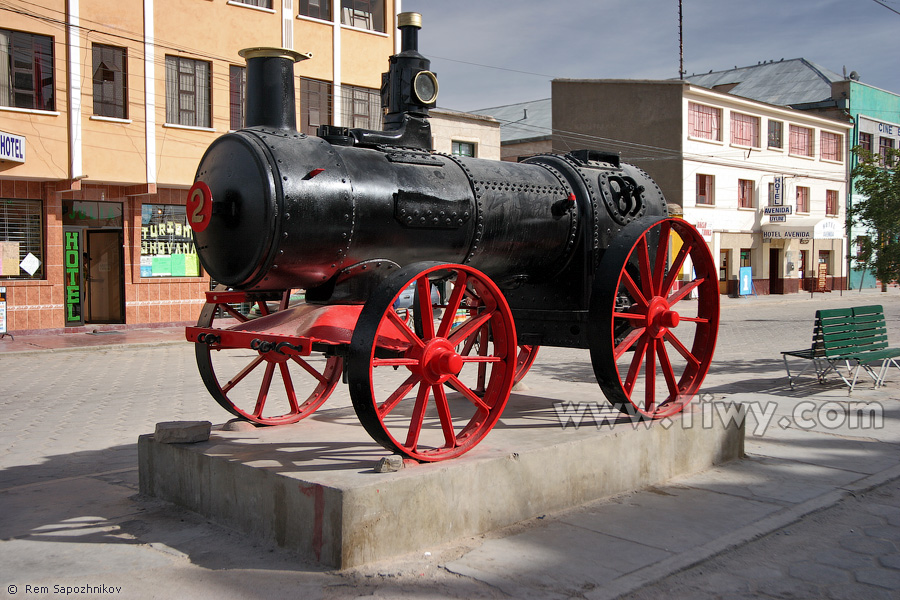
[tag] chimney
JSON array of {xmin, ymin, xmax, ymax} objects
[{"xmin": 238, "ymin": 47, "xmax": 311, "ymax": 131}]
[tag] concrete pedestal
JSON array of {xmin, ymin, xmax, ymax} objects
[{"xmin": 139, "ymin": 397, "xmax": 743, "ymax": 568}]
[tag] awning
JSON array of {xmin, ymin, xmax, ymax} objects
[{"xmin": 761, "ymin": 217, "xmax": 841, "ymax": 240}]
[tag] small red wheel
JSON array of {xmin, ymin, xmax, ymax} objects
[
  {"xmin": 195, "ymin": 287, "xmax": 342, "ymax": 425},
  {"xmin": 590, "ymin": 217, "xmax": 719, "ymax": 418},
  {"xmin": 348, "ymin": 263, "xmax": 517, "ymax": 461}
]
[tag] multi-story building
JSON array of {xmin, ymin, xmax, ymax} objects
[
  {"xmin": 553, "ymin": 79, "xmax": 851, "ymax": 295},
  {"xmin": 684, "ymin": 60, "xmax": 900, "ymax": 289},
  {"xmin": 0, "ymin": 0, "xmax": 404, "ymax": 334}
]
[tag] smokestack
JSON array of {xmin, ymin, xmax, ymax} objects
[{"xmin": 238, "ymin": 47, "xmax": 311, "ymax": 131}]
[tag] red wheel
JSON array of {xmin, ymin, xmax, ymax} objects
[
  {"xmin": 590, "ymin": 217, "xmax": 719, "ymax": 418},
  {"xmin": 514, "ymin": 345, "xmax": 539, "ymax": 383},
  {"xmin": 195, "ymin": 287, "xmax": 342, "ymax": 425},
  {"xmin": 348, "ymin": 263, "xmax": 517, "ymax": 461}
]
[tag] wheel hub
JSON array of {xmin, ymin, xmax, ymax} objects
[
  {"xmin": 645, "ymin": 296, "xmax": 680, "ymax": 338},
  {"xmin": 413, "ymin": 338, "xmax": 464, "ymax": 385}
]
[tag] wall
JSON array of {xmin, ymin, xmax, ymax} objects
[{"xmin": 430, "ymin": 109, "xmax": 501, "ymax": 160}]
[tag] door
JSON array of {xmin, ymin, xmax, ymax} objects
[
  {"xmin": 769, "ymin": 248, "xmax": 783, "ymax": 294},
  {"xmin": 85, "ymin": 230, "xmax": 125, "ymax": 323}
]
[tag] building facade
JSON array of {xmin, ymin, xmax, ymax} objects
[
  {"xmin": 0, "ymin": 0, "xmax": 402, "ymax": 334},
  {"xmin": 553, "ymin": 80, "xmax": 850, "ymax": 295}
]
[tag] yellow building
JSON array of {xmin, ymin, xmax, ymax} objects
[{"xmin": 0, "ymin": 0, "xmax": 400, "ymax": 333}]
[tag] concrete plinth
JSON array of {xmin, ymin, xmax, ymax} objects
[{"xmin": 139, "ymin": 397, "xmax": 743, "ymax": 569}]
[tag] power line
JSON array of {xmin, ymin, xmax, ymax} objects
[{"xmin": 872, "ymin": 0, "xmax": 900, "ymax": 17}]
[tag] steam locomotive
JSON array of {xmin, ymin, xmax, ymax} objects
[{"xmin": 185, "ymin": 13, "xmax": 719, "ymax": 461}]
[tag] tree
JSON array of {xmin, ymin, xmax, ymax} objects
[{"xmin": 850, "ymin": 146, "xmax": 900, "ymax": 291}]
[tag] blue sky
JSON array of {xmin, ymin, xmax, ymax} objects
[{"xmin": 402, "ymin": 0, "xmax": 900, "ymax": 112}]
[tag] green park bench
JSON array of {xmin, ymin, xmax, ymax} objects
[{"xmin": 781, "ymin": 304, "xmax": 900, "ymax": 393}]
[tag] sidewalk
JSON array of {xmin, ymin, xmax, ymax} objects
[{"xmin": 1, "ymin": 288, "xmax": 898, "ymax": 598}]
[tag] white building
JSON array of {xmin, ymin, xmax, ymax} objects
[{"xmin": 553, "ymin": 80, "xmax": 851, "ymax": 295}]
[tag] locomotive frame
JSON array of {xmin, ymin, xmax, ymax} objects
[{"xmin": 185, "ymin": 12, "xmax": 720, "ymax": 462}]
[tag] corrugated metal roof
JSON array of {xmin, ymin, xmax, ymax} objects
[
  {"xmin": 471, "ymin": 98, "xmax": 551, "ymax": 143},
  {"xmin": 684, "ymin": 59, "xmax": 844, "ymax": 106}
]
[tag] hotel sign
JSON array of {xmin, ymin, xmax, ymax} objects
[
  {"xmin": 0, "ymin": 130, "xmax": 25, "ymax": 163},
  {"xmin": 772, "ymin": 176, "xmax": 783, "ymax": 205},
  {"xmin": 764, "ymin": 206, "xmax": 792, "ymax": 215}
]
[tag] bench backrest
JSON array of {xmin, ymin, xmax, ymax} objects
[{"xmin": 812, "ymin": 305, "xmax": 889, "ymax": 358}]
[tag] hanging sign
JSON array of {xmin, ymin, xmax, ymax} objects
[
  {"xmin": 63, "ymin": 230, "xmax": 84, "ymax": 326},
  {"xmin": 0, "ymin": 287, "xmax": 7, "ymax": 335}
]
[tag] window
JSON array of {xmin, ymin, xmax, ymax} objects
[
  {"xmin": 731, "ymin": 113, "xmax": 760, "ymax": 147},
  {"xmin": 0, "ymin": 29, "xmax": 55, "ymax": 111},
  {"xmin": 341, "ymin": 0, "xmax": 384, "ymax": 32},
  {"xmin": 825, "ymin": 190, "xmax": 839, "ymax": 216},
  {"xmin": 452, "ymin": 141, "xmax": 476, "ymax": 157},
  {"xmin": 229, "ymin": 65, "xmax": 245, "ymax": 130},
  {"xmin": 300, "ymin": 0, "xmax": 331, "ymax": 19},
  {"xmin": 696, "ymin": 174, "xmax": 714, "ymax": 205},
  {"xmin": 140, "ymin": 205, "xmax": 201, "ymax": 277},
  {"xmin": 740, "ymin": 249, "xmax": 751, "ymax": 269},
  {"xmin": 820, "ymin": 131, "xmax": 842, "ymax": 162},
  {"xmin": 688, "ymin": 102, "xmax": 721, "ymax": 141},
  {"xmin": 340, "ymin": 84, "xmax": 381, "ymax": 129},
  {"xmin": 92, "ymin": 44, "xmax": 127, "ymax": 119},
  {"xmin": 858, "ymin": 132, "xmax": 872, "ymax": 152},
  {"xmin": 233, "ymin": 0, "xmax": 272, "ymax": 7},
  {"xmin": 796, "ymin": 186, "xmax": 809, "ymax": 213},
  {"xmin": 165, "ymin": 56, "xmax": 211, "ymax": 128},
  {"xmin": 879, "ymin": 137, "xmax": 895, "ymax": 166},
  {"xmin": 768, "ymin": 120, "xmax": 783, "ymax": 148},
  {"xmin": 789, "ymin": 125, "xmax": 813, "ymax": 157},
  {"xmin": 0, "ymin": 199, "xmax": 43, "ymax": 279},
  {"xmin": 738, "ymin": 179, "xmax": 754, "ymax": 208},
  {"xmin": 300, "ymin": 77, "xmax": 332, "ymax": 136}
]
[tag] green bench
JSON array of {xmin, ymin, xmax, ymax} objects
[{"xmin": 782, "ymin": 304, "xmax": 900, "ymax": 393}]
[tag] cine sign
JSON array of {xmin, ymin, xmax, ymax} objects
[{"xmin": 769, "ymin": 215, "xmax": 787, "ymax": 222}]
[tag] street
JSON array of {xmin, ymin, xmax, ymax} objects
[{"xmin": 1, "ymin": 289, "xmax": 899, "ymax": 599}]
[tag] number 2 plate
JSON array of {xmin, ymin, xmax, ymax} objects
[{"xmin": 187, "ymin": 181, "xmax": 213, "ymax": 232}]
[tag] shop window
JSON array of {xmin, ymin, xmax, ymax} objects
[
  {"xmin": 0, "ymin": 199, "xmax": 43, "ymax": 279},
  {"xmin": 858, "ymin": 132, "xmax": 872, "ymax": 152},
  {"xmin": 738, "ymin": 179, "xmax": 754, "ymax": 208},
  {"xmin": 341, "ymin": 0, "xmax": 384, "ymax": 32},
  {"xmin": 452, "ymin": 141, "xmax": 476, "ymax": 157},
  {"xmin": 740, "ymin": 248, "xmax": 751, "ymax": 269},
  {"xmin": 0, "ymin": 29, "xmax": 55, "ymax": 111},
  {"xmin": 140, "ymin": 205, "xmax": 201, "ymax": 277},
  {"xmin": 300, "ymin": 0, "xmax": 331, "ymax": 20},
  {"xmin": 165, "ymin": 55, "xmax": 211, "ymax": 128},
  {"xmin": 696, "ymin": 174, "xmax": 714, "ymax": 205},
  {"xmin": 300, "ymin": 77, "xmax": 332, "ymax": 136},
  {"xmin": 825, "ymin": 190, "xmax": 839, "ymax": 216},
  {"xmin": 795, "ymin": 186, "xmax": 809, "ymax": 213},
  {"xmin": 92, "ymin": 44, "xmax": 127, "ymax": 119},
  {"xmin": 789, "ymin": 125, "xmax": 813, "ymax": 157},
  {"xmin": 731, "ymin": 112, "xmax": 760, "ymax": 147},
  {"xmin": 62, "ymin": 200, "xmax": 123, "ymax": 228},
  {"xmin": 719, "ymin": 249, "xmax": 729, "ymax": 282},
  {"xmin": 340, "ymin": 84, "xmax": 381, "ymax": 129},
  {"xmin": 768, "ymin": 120, "xmax": 783, "ymax": 149},
  {"xmin": 229, "ymin": 65, "xmax": 245, "ymax": 130},
  {"xmin": 688, "ymin": 102, "xmax": 721, "ymax": 141}
]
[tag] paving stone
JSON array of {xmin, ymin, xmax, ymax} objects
[
  {"xmin": 814, "ymin": 547, "xmax": 876, "ymax": 571},
  {"xmin": 788, "ymin": 560, "xmax": 851, "ymax": 585},
  {"xmin": 825, "ymin": 582, "xmax": 896, "ymax": 600},
  {"xmin": 863, "ymin": 525, "xmax": 900, "ymax": 543},
  {"xmin": 878, "ymin": 554, "xmax": 900, "ymax": 570},
  {"xmin": 839, "ymin": 535, "xmax": 898, "ymax": 556},
  {"xmin": 853, "ymin": 566, "xmax": 900, "ymax": 590}
]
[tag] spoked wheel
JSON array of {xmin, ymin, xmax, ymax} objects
[
  {"xmin": 348, "ymin": 262, "xmax": 517, "ymax": 462},
  {"xmin": 590, "ymin": 217, "xmax": 719, "ymax": 418},
  {"xmin": 514, "ymin": 345, "xmax": 540, "ymax": 383},
  {"xmin": 195, "ymin": 287, "xmax": 343, "ymax": 425}
]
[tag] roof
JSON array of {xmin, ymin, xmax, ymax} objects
[
  {"xmin": 470, "ymin": 98, "xmax": 551, "ymax": 143},
  {"xmin": 683, "ymin": 58, "xmax": 845, "ymax": 107}
]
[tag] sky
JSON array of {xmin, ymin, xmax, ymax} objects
[{"xmin": 401, "ymin": 0, "xmax": 900, "ymax": 113}]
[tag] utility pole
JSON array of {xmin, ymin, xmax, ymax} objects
[{"xmin": 679, "ymin": 0, "xmax": 685, "ymax": 80}]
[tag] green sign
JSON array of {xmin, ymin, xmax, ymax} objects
[{"xmin": 64, "ymin": 230, "xmax": 84, "ymax": 325}]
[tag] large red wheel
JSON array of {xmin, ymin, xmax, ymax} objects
[
  {"xmin": 348, "ymin": 263, "xmax": 517, "ymax": 461},
  {"xmin": 195, "ymin": 287, "xmax": 343, "ymax": 425},
  {"xmin": 590, "ymin": 217, "xmax": 719, "ymax": 418}
]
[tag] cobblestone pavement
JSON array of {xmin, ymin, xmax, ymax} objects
[
  {"xmin": 622, "ymin": 478, "xmax": 900, "ymax": 600},
  {"xmin": 0, "ymin": 289, "xmax": 899, "ymax": 598}
]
